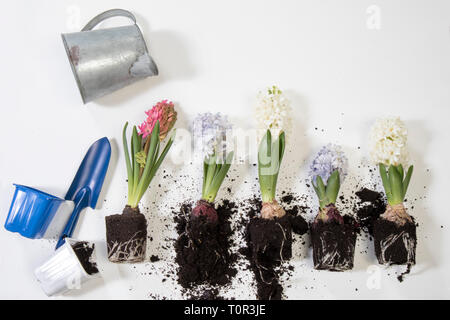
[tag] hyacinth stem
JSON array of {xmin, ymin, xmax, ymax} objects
[
  {"xmin": 312, "ymin": 170, "xmax": 340, "ymax": 210},
  {"xmin": 201, "ymin": 151, "xmax": 234, "ymax": 203},
  {"xmin": 123, "ymin": 121, "xmax": 175, "ymax": 209},
  {"xmin": 258, "ymin": 130, "xmax": 285, "ymax": 203},
  {"xmin": 379, "ymin": 163, "xmax": 413, "ymax": 206}
]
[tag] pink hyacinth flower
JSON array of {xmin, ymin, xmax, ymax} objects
[{"xmin": 138, "ymin": 100, "xmax": 177, "ymax": 141}]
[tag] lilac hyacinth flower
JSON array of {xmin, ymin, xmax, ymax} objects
[
  {"xmin": 192, "ymin": 112, "xmax": 233, "ymax": 160},
  {"xmin": 309, "ymin": 144, "xmax": 348, "ymax": 184}
]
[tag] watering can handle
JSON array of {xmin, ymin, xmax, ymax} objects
[{"xmin": 81, "ymin": 9, "xmax": 136, "ymax": 32}]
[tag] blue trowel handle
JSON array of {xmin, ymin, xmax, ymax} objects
[{"xmin": 55, "ymin": 188, "xmax": 90, "ymax": 249}]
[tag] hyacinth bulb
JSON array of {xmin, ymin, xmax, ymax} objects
[
  {"xmin": 316, "ymin": 204, "xmax": 344, "ymax": 224},
  {"xmin": 381, "ymin": 203, "xmax": 412, "ymax": 226},
  {"xmin": 261, "ymin": 200, "xmax": 286, "ymax": 219},
  {"xmin": 192, "ymin": 200, "xmax": 218, "ymax": 223},
  {"xmin": 139, "ymin": 100, "xmax": 177, "ymax": 141}
]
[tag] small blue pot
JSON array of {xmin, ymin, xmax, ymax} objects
[{"xmin": 4, "ymin": 184, "xmax": 67, "ymax": 239}]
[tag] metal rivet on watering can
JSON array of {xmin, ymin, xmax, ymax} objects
[{"xmin": 61, "ymin": 9, "xmax": 158, "ymax": 104}]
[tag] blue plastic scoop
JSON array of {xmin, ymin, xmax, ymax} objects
[
  {"xmin": 55, "ymin": 137, "xmax": 111, "ymax": 249},
  {"xmin": 4, "ymin": 185, "xmax": 68, "ymax": 239}
]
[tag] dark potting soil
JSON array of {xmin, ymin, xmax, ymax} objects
[
  {"xmin": 287, "ymin": 207, "xmax": 310, "ymax": 235},
  {"xmin": 150, "ymin": 255, "xmax": 160, "ymax": 262},
  {"xmin": 105, "ymin": 206, "xmax": 147, "ymax": 263},
  {"xmin": 174, "ymin": 200, "xmax": 238, "ymax": 298},
  {"xmin": 242, "ymin": 196, "xmax": 309, "ymax": 300},
  {"xmin": 310, "ymin": 216, "xmax": 357, "ymax": 271},
  {"xmin": 188, "ymin": 288, "xmax": 225, "ymax": 300},
  {"xmin": 248, "ymin": 215, "xmax": 292, "ymax": 300},
  {"xmin": 72, "ymin": 241, "xmax": 99, "ymax": 275},
  {"xmin": 355, "ymin": 188, "xmax": 386, "ymax": 235},
  {"xmin": 397, "ymin": 264, "xmax": 412, "ymax": 282},
  {"xmin": 373, "ymin": 217, "xmax": 417, "ymax": 266}
]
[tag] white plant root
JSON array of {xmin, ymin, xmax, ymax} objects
[
  {"xmin": 108, "ymin": 231, "xmax": 146, "ymax": 263},
  {"xmin": 254, "ymin": 221, "xmax": 288, "ymax": 285},
  {"xmin": 379, "ymin": 230, "xmax": 416, "ymax": 265},
  {"xmin": 314, "ymin": 231, "xmax": 354, "ymax": 271}
]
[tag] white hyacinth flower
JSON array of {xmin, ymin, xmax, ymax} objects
[
  {"xmin": 255, "ymin": 85, "xmax": 292, "ymax": 138},
  {"xmin": 369, "ymin": 117, "xmax": 409, "ymax": 166}
]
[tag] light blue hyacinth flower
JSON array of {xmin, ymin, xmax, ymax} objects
[{"xmin": 309, "ymin": 144, "xmax": 348, "ymax": 211}]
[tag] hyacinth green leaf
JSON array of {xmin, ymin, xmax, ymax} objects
[
  {"xmin": 136, "ymin": 122, "xmax": 160, "ymax": 194},
  {"xmin": 152, "ymin": 142, "xmax": 160, "ymax": 166},
  {"xmin": 278, "ymin": 131, "xmax": 286, "ymax": 163},
  {"xmin": 204, "ymin": 154, "xmax": 217, "ymax": 195},
  {"xmin": 272, "ymin": 133, "xmax": 284, "ymax": 185},
  {"xmin": 258, "ymin": 130, "xmax": 272, "ymax": 165},
  {"xmin": 397, "ymin": 164, "xmax": 404, "ymax": 179},
  {"xmin": 256, "ymin": 130, "xmax": 286, "ymax": 203},
  {"xmin": 142, "ymin": 130, "xmax": 176, "ymax": 198},
  {"xmin": 132, "ymin": 122, "xmax": 160, "ymax": 207},
  {"xmin": 148, "ymin": 130, "xmax": 175, "ymax": 181},
  {"xmin": 204, "ymin": 151, "xmax": 234, "ymax": 203},
  {"xmin": 131, "ymin": 126, "xmax": 141, "ymax": 195},
  {"xmin": 312, "ymin": 176, "xmax": 324, "ymax": 197},
  {"xmin": 258, "ymin": 130, "xmax": 274, "ymax": 202},
  {"xmin": 258, "ymin": 130, "xmax": 286, "ymax": 203},
  {"xmin": 312, "ymin": 183, "xmax": 320, "ymax": 200},
  {"xmin": 379, "ymin": 163, "xmax": 392, "ymax": 203},
  {"xmin": 126, "ymin": 120, "xmax": 175, "ymax": 208},
  {"xmin": 325, "ymin": 170, "xmax": 340, "ymax": 205},
  {"xmin": 269, "ymin": 133, "xmax": 283, "ymax": 201},
  {"xmin": 388, "ymin": 164, "xmax": 403, "ymax": 205},
  {"xmin": 315, "ymin": 175, "xmax": 329, "ymax": 209},
  {"xmin": 147, "ymin": 121, "xmax": 160, "ymax": 165},
  {"xmin": 311, "ymin": 179, "xmax": 322, "ymax": 205},
  {"xmin": 402, "ymin": 165, "xmax": 414, "ymax": 199},
  {"xmin": 316, "ymin": 175, "xmax": 326, "ymax": 198},
  {"xmin": 202, "ymin": 160, "xmax": 208, "ymax": 196},
  {"xmin": 122, "ymin": 122, "xmax": 133, "ymax": 199},
  {"xmin": 378, "ymin": 163, "xmax": 413, "ymax": 206}
]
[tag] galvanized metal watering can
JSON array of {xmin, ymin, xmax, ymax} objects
[{"xmin": 62, "ymin": 9, "xmax": 158, "ymax": 104}]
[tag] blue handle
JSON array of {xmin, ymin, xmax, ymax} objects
[{"xmin": 55, "ymin": 188, "xmax": 90, "ymax": 249}]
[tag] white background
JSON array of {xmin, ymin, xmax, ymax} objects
[{"xmin": 0, "ymin": 0, "xmax": 449, "ymax": 299}]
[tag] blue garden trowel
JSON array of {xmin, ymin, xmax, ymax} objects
[{"xmin": 55, "ymin": 137, "xmax": 111, "ymax": 249}]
